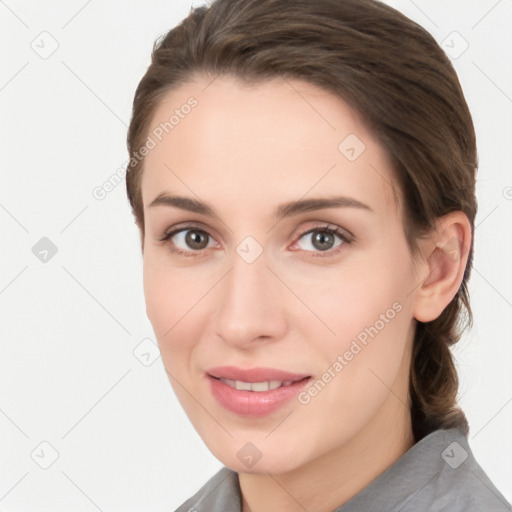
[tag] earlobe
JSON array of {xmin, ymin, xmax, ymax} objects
[{"xmin": 413, "ymin": 212, "xmax": 471, "ymax": 323}]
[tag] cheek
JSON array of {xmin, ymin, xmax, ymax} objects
[
  {"xmin": 143, "ymin": 250, "xmax": 199, "ymax": 331},
  {"xmin": 307, "ymin": 258, "xmax": 414, "ymax": 413},
  {"xmin": 301, "ymin": 246, "xmax": 414, "ymax": 390},
  {"xmin": 295, "ymin": 299, "xmax": 412, "ymax": 448},
  {"xmin": 143, "ymin": 262, "xmax": 173, "ymax": 336},
  {"xmin": 312, "ymin": 292, "xmax": 409, "ymax": 399},
  {"xmin": 298, "ymin": 260, "xmax": 409, "ymax": 349},
  {"xmin": 142, "ymin": 256, "xmax": 201, "ymax": 365},
  {"xmin": 143, "ymin": 265, "xmax": 204, "ymax": 414}
]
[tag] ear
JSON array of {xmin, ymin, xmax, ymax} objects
[{"xmin": 412, "ymin": 211, "xmax": 472, "ymax": 323}]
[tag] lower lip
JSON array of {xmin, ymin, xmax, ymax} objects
[{"xmin": 208, "ymin": 375, "xmax": 311, "ymax": 417}]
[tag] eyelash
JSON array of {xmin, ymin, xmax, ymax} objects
[{"xmin": 158, "ymin": 223, "xmax": 353, "ymax": 259}]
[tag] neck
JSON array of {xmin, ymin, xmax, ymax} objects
[{"xmin": 239, "ymin": 364, "xmax": 415, "ymax": 512}]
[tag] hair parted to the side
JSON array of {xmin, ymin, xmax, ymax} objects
[{"xmin": 126, "ymin": 0, "xmax": 477, "ymax": 443}]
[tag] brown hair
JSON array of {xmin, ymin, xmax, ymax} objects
[{"xmin": 126, "ymin": 0, "xmax": 477, "ymax": 442}]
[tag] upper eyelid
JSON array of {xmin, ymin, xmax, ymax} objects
[
  {"xmin": 293, "ymin": 226, "xmax": 352, "ymax": 250},
  {"xmin": 161, "ymin": 221, "xmax": 215, "ymax": 240}
]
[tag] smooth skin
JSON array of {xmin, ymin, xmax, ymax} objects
[{"xmin": 138, "ymin": 74, "xmax": 471, "ymax": 512}]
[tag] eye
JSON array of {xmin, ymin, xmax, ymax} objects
[
  {"xmin": 159, "ymin": 225, "xmax": 216, "ymax": 257},
  {"xmin": 158, "ymin": 223, "xmax": 352, "ymax": 258},
  {"xmin": 293, "ymin": 225, "xmax": 351, "ymax": 257}
]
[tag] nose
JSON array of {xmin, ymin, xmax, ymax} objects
[{"xmin": 212, "ymin": 248, "xmax": 288, "ymax": 349}]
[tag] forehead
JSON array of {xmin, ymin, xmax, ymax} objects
[{"xmin": 141, "ymin": 74, "xmax": 399, "ymax": 220}]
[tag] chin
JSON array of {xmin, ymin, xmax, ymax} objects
[
  {"xmin": 207, "ymin": 440, "xmax": 307, "ymax": 476},
  {"xmin": 228, "ymin": 458, "xmax": 301, "ymax": 476}
]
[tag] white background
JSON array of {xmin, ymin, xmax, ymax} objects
[{"xmin": 1, "ymin": 0, "xmax": 511, "ymax": 510}]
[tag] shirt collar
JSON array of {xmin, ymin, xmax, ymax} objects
[{"xmin": 334, "ymin": 426, "xmax": 470, "ymax": 511}]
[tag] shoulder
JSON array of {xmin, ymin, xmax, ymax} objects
[
  {"xmin": 336, "ymin": 427, "xmax": 511, "ymax": 512},
  {"xmin": 397, "ymin": 428, "xmax": 511, "ymax": 512},
  {"xmin": 174, "ymin": 466, "xmax": 241, "ymax": 512}
]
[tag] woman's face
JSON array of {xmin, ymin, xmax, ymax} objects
[{"xmin": 140, "ymin": 74, "xmax": 423, "ymax": 474}]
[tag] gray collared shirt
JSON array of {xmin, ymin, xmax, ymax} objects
[{"xmin": 175, "ymin": 427, "xmax": 511, "ymax": 511}]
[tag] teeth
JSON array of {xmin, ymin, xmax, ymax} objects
[
  {"xmin": 219, "ymin": 378, "xmax": 292, "ymax": 392},
  {"xmin": 251, "ymin": 381, "xmax": 270, "ymax": 391},
  {"xmin": 236, "ymin": 380, "xmax": 252, "ymax": 391}
]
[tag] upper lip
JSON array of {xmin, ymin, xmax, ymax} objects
[{"xmin": 207, "ymin": 366, "xmax": 310, "ymax": 382}]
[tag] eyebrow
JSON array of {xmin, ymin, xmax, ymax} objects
[{"xmin": 148, "ymin": 193, "xmax": 373, "ymax": 220}]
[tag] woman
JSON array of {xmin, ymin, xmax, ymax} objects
[{"xmin": 125, "ymin": 0, "xmax": 511, "ymax": 510}]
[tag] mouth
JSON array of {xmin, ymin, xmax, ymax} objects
[{"xmin": 206, "ymin": 366, "xmax": 312, "ymax": 417}]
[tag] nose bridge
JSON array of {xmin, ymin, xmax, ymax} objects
[{"xmin": 213, "ymin": 242, "xmax": 286, "ymax": 345}]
